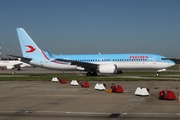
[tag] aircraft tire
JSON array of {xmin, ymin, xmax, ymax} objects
[{"xmin": 86, "ymin": 71, "xmax": 97, "ymax": 76}]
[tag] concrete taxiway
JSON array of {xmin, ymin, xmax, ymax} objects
[{"xmin": 0, "ymin": 80, "xmax": 180, "ymax": 120}]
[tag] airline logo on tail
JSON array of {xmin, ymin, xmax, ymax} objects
[
  {"xmin": 26, "ymin": 45, "xmax": 36, "ymax": 53},
  {"xmin": 25, "ymin": 45, "xmax": 50, "ymax": 60}
]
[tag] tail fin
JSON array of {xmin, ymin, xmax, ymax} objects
[{"xmin": 16, "ymin": 28, "xmax": 49, "ymax": 60}]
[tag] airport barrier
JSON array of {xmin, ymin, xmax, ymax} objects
[
  {"xmin": 94, "ymin": 83, "xmax": 106, "ymax": 90},
  {"xmin": 159, "ymin": 90, "xmax": 176, "ymax": 100},
  {"xmin": 135, "ymin": 87, "xmax": 149, "ymax": 96},
  {"xmin": 70, "ymin": 80, "xmax": 79, "ymax": 86},
  {"xmin": 80, "ymin": 81, "xmax": 90, "ymax": 88},
  {"xmin": 111, "ymin": 85, "xmax": 124, "ymax": 93},
  {"xmin": 60, "ymin": 78, "xmax": 67, "ymax": 84},
  {"xmin": 51, "ymin": 77, "xmax": 59, "ymax": 82}
]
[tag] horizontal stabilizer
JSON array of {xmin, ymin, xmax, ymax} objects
[{"xmin": 6, "ymin": 54, "xmax": 32, "ymax": 63}]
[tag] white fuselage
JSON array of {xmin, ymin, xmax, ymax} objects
[
  {"xmin": 30, "ymin": 60, "xmax": 174, "ymax": 71},
  {"xmin": 0, "ymin": 60, "xmax": 31, "ymax": 69}
]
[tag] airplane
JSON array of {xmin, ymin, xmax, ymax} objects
[
  {"xmin": 0, "ymin": 59, "xmax": 31, "ymax": 70},
  {"xmin": 8, "ymin": 28, "xmax": 175, "ymax": 76}
]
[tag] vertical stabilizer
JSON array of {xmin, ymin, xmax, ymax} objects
[{"xmin": 16, "ymin": 28, "xmax": 47, "ymax": 60}]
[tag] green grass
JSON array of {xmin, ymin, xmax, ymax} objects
[
  {"xmin": 0, "ymin": 70, "xmax": 179, "ymax": 81},
  {"xmin": 0, "ymin": 64, "xmax": 179, "ymax": 81}
]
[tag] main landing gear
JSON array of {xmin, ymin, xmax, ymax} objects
[{"xmin": 86, "ymin": 71, "xmax": 97, "ymax": 76}]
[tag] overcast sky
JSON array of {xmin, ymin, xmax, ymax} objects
[{"xmin": 0, "ymin": 0, "xmax": 180, "ymax": 58}]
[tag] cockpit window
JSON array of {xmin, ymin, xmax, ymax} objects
[{"xmin": 161, "ymin": 58, "xmax": 168, "ymax": 60}]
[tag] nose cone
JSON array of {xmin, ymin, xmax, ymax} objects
[{"xmin": 168, "ymin": 60, "xmax": 175, "ymax": 67}]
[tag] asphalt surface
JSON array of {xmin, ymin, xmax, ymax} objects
[
  {"xmin": 0, "ymin": 67, "xmax": 180, "ymax": 120},
  {"xmin": 0, "ymin": 80, "xmax": 180, "ymax": 120}
]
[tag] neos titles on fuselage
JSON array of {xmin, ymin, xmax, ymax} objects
[{"xmin": 42, "ymin": 52, "xmax": 174, "ymax": 70}]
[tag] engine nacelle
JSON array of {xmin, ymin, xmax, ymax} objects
[
  {"xmin": 157, "ymin": 69, "xmax": 166, "ymax": 72},
  {"xmin": 20, "ymin": 64, "xmax": 26, "ymax": 68},
  {"xmin": 6, "ymin": 65, "xmax": 15, "ymax": 69},
  {"xmin": 98, "ymin": 64, "xmax": 117, "ymax": 74}
]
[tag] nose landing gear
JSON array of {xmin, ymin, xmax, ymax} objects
[{"xmin": 156, "ymin": 72, "xmax": 160, "ymax": 76}]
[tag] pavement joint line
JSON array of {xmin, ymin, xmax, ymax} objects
[
  {"xmin": 121, "ymin": 95, "xmax": 143, "ymax": 115},
  {"xmin": 149, "ymin": 81, "xmax": 156, "ymax": 89}
]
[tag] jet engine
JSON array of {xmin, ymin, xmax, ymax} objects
[
  {"xmin": 98, "ymin": 64, "xmax": 117, "ymax": 74},
  {"xmin": 6, "ymin": 65, "xmax": 15, "ymax": 69},
  {"xmin": 20, "ymin": 64, "xmax": 26, "ymax": 68}
]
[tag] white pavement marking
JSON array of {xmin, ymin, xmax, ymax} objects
[
  {"xmin": 122, "ymin": 113, "xmax": 180, "ymax": 116},
  {"xmin": 0, "ymin": 111, "xmax": 180, "ymax": 116},
  {"xmin": 0, "ymin": 111, "xmax": 111, "ymax": 115},
  {"xmin": 37, "ymin": 111, "xmax": 112, "ymax": 115}
]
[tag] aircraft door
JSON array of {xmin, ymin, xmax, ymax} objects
[
  {"xmin": 152, "ymin": 56, "xmax": 157, "ymax": 65},
  {"xmin": 40, "ymin": 60, "xmax": 44, "ymax": 67}
]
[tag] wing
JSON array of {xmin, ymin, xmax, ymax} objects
[
  {"xmin": 54, "ymin": 58, "xmax": 99, "ymax": 70},
  {"xmin": 12, "ymin": 63, "xmax": 23, "ymax": 68}
]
